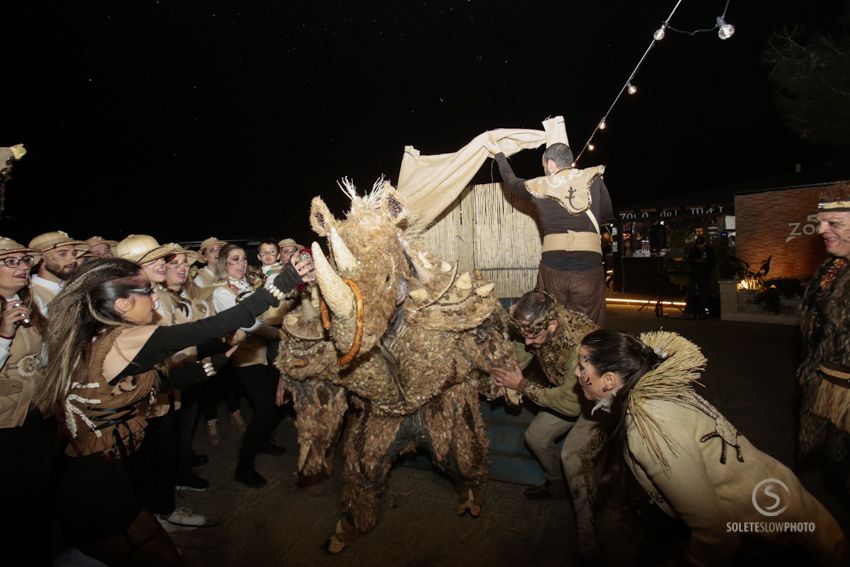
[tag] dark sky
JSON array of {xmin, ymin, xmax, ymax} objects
[{"xmin": 2, "ymin": 0, "xmax": 846, "ymax": 245}]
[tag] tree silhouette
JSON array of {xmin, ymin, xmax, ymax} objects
[{"xmin": 764, "ymin": 26, "xmax": 850, "ymax": 151}]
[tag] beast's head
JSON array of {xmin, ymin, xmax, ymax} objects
[{"xmin": 310, "ymin": 179, "xmax": 414, "ymax": 359}]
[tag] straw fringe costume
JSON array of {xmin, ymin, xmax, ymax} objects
[
  {"xmin": 625, "ymin": 332, "xmax": 845, "ymax": 566},
  {"xmin": 277, "ymin": 182, "xmax": 517, "ymax": 553},
  {"xmin": 798, "ymin": 257, "xmax": 850, "ymax": 478}
]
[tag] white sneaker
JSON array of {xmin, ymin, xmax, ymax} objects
[
  {"xmin": 165, "ymin": 507, "xmax": 206, "ymax": 527},
  {"xmin": 156, "ymin": 515, "xmax": 182, "ymax": 533}
]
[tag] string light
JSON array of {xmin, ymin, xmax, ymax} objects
[
  {"xmin": 573, "ymin": 0, "xmax": 735, "ymax": 165},
  {"xmin": 716, "ymin": 16, "xmax": 735, "ymax": 40}
]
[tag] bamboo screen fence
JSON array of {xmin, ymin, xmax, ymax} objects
[{"xmin": 419, "ymin": 182, "xmax": 542, "ymax": 299}]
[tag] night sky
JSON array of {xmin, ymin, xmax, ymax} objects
[{"xmin": 2, "ymin": 1, "xmax": 846, "ymax": 245}]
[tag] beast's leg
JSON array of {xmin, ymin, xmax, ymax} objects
[
  {"xmin": 327, "ymin": 409, "xmax": 409, "ymax": 554},
  {"xmin": 424, "ymin": 381, "xmax": 489, "ymax": 517}
]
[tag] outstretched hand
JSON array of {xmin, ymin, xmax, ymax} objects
[
  {"xmin": 291, "ymin": 252, "xmax": 316, "ymax": 283},
  {"xmin": 484, "ymin": 131, "xmax": 502, "ymax": 156},
  {"xmin": 492, "ymin": 359, "xmax": 524, "ymax": 390}
]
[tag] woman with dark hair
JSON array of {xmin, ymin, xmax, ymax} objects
[
  {"xmin": 578, "ymin": 329, "xmax": 845, "ymax": 566},
  {"xmin": 37, "ymin": 255, "xmax": 311, "ymax": 566}
]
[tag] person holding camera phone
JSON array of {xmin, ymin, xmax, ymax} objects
[{"xmin": 0, "ymin": 237, "xmax": 56, "ymax": 564}]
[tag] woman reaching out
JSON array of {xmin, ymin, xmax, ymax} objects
[{"xmin": 37, "ymin": 254, "xmax": 312, "ymax": 566}]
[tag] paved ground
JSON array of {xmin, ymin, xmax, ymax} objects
[{"xmin": 56, "ymin": 304, "xmax": 849, "ymax": 566}]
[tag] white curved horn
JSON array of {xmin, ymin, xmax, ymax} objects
[
  {"xmin": 311, "ymin": 242, "xmax": 355, "ymax": 319},
  {"xmin": 329, "ymin": 227, "xmax": 358, "ymax": 274}
]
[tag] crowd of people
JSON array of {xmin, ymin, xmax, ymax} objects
[
  {"xmin": 1, "ymin": 142, "xmax": 849, "ymax": 565},
  {"xmin": 0, "ymin": 231, "xmax": 313, "ymax": 564}
]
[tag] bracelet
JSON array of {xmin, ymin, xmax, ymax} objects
[
  {"xmin": 265, "ymin": 280, "xmax": 286, "ymax": 301},
  {"xmin": 199, "ymin": 358, "xmax": 217, "ymax": 377}
]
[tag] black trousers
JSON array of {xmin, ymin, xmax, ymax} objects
[
  {"xmin": 201, "ymin": 366, "xmax": 241, "ymax": 422},
  {"xmin": 0, "ymin": 411, "xmax": 59, "ymax": 566},
  {"xmin": 234, "ymin": 364, "xmax": 279, "ymax": 471},
  {"xmin": 177, "ymin": 382, "xmax": 203, "ymax": 479},
  {"xmin": 140, "ymin": 409, "xmax": 178, "ymax": 515}
]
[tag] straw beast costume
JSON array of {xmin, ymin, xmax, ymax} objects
[{"xmin": 277, "ymin": 181, "xmax": 516, "ymax": 553}]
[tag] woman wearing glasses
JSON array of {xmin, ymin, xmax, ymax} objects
[
  {"xmin": 212, "ymin": 244, "xmax": 286, "ymax": 488},
  {"xmin": 0, "ymin": 237, "xmax": 55, "ymax": 564},
  {"xmin": 36, "ymin": 255, "xmax": 312, "ymax": 566}
]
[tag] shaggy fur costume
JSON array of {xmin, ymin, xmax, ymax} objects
[
  {"xmin": 277, "ymin": 181, "xmax": 516, "ymax": 552},
  {"xmin": 798, "ymin": 256, "xmax": 850, "ymax": 491}
]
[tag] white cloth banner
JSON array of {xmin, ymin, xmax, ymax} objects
[{"xmin": 397, "ymin": 116, "xmax": 569, "ymax": 226}]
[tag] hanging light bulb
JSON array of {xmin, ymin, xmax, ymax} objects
[
  {"xmin": 627, "ymin": 83, "xmax": 637, "ymax": 95},
  {"xmin": 598, "ymin": 119, "xmax": 607, "ymax": 130},
  {"xmin": 716, "ymin": 16, "xmax": 735, "ymax": 40},
  {"xmin": 588, "ymin": 143, "xmax": 596, "ymax": 151},
  {"xmin": 653, "ymin": 26, "xmax": 666, "ymax": 41}
]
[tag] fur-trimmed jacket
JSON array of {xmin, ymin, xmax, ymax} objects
[
  {"xmin": 798, "ymin": 257, "xmax": 850, "ymax": 434},
  {"xmin": 520, "ymin": 305, "xmax": 597, "ymax": 418}
]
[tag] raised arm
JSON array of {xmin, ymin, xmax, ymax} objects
[
  {"xmin": 118, "ymin": 265, "xmax": 305, "ymax": 376},
  {"xmin": 494, "ymin": 153, "xmax": 529, "ymax": 198}
]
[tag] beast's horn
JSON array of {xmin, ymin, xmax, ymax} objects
[
  {"xmin": 329, "ymin": 227, "xmax": 358, "ymax": 274},
  {"xmin": 312, "ymin": 242, "xmax": 355, "ymax": 319}
]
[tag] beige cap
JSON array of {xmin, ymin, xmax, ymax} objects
[
  {"xmin": 115, "ymin": 235, "xmax": 179, "ymax": 264},
  {"xmin": 0, "ymin": 237, "xmax": 41, "ymax": 259},
  {"xmin": 199, "ymin": 236, "xmax": 229, "ymax": 255},
  {"xmin": 28, "ymin": 231, "xmax": 89, "ymax": 255},
  {"xmin": 278, "ymin": 238, "xmax": 299, "ymax": 249},
  {"xmin": 85, "ymin": 236, "xmax": 119, "ymax": 248},
  {"xmin": 162, "ymin": 243, "xmax": 201, "ymax": 265}
]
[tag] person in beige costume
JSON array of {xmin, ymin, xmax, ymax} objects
[
  {"xmin": 28, "ymin": 230, "xmax": 88, "ymax": 312},
  {"xmin": 0, "ymin": 237, "xmax": 56, "ymax": 564},
  {"xmin": 212, "ymin": 243, "xmax": 287, "ymax": 488},
  {"xmin": 84, "ymin": 236, "xmax": 118, "ymax": 259},
  {"xmin": 193, "ymin": 236, "xmax": 228, "ymax": 288},
  {"xmin": 578, "ymin": 329, "xmax": 845, "ymax": 566}
]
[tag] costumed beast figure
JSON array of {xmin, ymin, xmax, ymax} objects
[{"xmin": 277, "ymin": 180, "xmax": 517, "ymax": 553}]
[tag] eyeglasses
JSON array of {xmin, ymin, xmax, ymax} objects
[
  {"xmin": 226, "ymin": 256, "xmax": 248, "ymax": 265},
  {"xmin": 0, "ymin": 255, "xmax": 36, "ymax": 268},
  {"xmin": 128, "ymin": 286, "xmax": 156, "ymax": 296}
]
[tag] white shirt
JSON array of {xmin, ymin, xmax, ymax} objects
[
  {"xmin": 30, "ymin": 274, "xmax": 62, "ymax": 316},
  {"xmin": 212, "ymin": 279, "xmax": 264, "ymax": 334}
]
